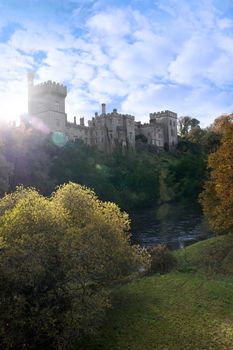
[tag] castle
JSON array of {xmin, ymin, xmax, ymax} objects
[{"xmin": 25, "ymin": 73, "xmax": 178, "ymax": 152}]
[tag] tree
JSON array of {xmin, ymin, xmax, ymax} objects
[
  {"xmin": 0, "ymin": 152, "xmax": 12, "ymax": 196},
  {"xmin": 200, "ymin": 121, "xmax": 233, "ymax": 234},
  {"xmin": 166, "ymin": 152, "xmax": 206, "ymax": 202},
  {"xmin": 1, "ymin": 126, "xmax": 56, "ymax": 194},
  {"xmin": 51, "ymin": 144, "xmax": 160, "ymax": 210},
  {"xmin": 209, "ymin": 114, "xmax": 233, "ymax": 134},
  {"xmin": 0, "ymin": 183, "xmax": 149, "ymax": 349},
  {"xmin": 178, "ymin": 116, "xmax": 200, "ymax": 137}
]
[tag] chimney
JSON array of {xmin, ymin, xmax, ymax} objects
[
  {"xmin": 101, "ymin": 103, "xmax": 106, "ymax": 115},
  {"xmin": 74, "ymin": 116, "xmax": 76, "ymax": 124},
  {"xmin": 80, "ymin": 117, "xmax": 84, "ymax": 126}
]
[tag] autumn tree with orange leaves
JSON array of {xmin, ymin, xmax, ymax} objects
[{"xmin": 200, "ymin": 119, "xmax": 233, "ymax": 234}]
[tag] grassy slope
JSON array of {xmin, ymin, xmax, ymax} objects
[
  {"xmin": 175, "ymin": 234, "xmax": 233, "ymax": 276},
  {"xmin": 82, "ymin": 236, "xmax": 233, "ymax": 350}
]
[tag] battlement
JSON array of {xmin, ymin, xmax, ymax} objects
[
  {"xmin": 150, "ymin": 110, "xmax": 177, "ymax": 119},
  {"xmin": 31, "ymin": 80, "xmax": 67, "ymax": 97},
  {"xmin": 94, "ymin": 104, "xmax": 135, "ymax": 121},
  {"xmin": 96, "ymin": 112, "xmax": 135, "ymax": 121},
  {"xmin": 136, "ymin": 122, "xmax": 163, "ymax": 129}
]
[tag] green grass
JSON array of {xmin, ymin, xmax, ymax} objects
[
  {"xmin": 82, "ymin": 272, "xmax": 233, "ymax": 350},
  {"xmin": 175, "ymin": 234, "xmax": 233, "ymax": 276},
  {"xmin": 80, "ymin": 236, "xmax": 233, "ymax": 350}
]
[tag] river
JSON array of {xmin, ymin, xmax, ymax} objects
[{"xmin": 129, "ymin": 203, "xmax": 213, "ymax": 250}]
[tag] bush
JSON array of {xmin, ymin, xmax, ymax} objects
[
  {"xmin": 148, "ymin": 244, "xmax": 177, "ymax": 274},
  {"xmin": 0, "ymin": 183, "xmax": 149, "ymax": 349}
]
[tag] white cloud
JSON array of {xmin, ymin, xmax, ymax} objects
[
  {"xmin": 87, "ymin": 9, "xmax": 132, "ymax": 38},
  {"xmin": 122, "ymin": 83, "xmax": 233, "ymax": 126},
  {"xmin": 1, "ymin": 0, "xmax": 233, "ymax": 126}
]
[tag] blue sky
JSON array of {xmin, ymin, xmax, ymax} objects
[{"xmin": 1, "ymin": 0, "xmax": 233, "ymax": 125}]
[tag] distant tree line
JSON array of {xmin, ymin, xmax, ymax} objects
[{"xmin": 0, "ymin": 114, "xmax": 229, "ymax": 210}]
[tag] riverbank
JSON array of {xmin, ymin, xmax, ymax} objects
[{"xmin": 80, "ymin": 235, "xmax": 233, "ymax": 349}]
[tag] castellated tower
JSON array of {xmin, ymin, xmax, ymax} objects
[
  {"xmin": 27, "ymin": 72, "xmax": 67, "ymax": 133},
  {"xmin": 149, "ymin": 110, "xmax": 178, "ymax": 150}
]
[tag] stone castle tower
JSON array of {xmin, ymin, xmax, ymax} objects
[
  {"xmin": 150, "ymin": 110, "xmax": 178, "ymax": 149},
  {"xmin": 27, "ymin": 72, "xmax": 67, "ymax": 133},
  {"xmin": 26, "ymin": 73, "xmax": 178, "ymax": 152}
]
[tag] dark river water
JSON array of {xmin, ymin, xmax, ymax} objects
[{"xmin": 129, "ymin": 203, "xmax": 213, "ymax": 250}]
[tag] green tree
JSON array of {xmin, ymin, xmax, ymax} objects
[
  {"xmin": 0, "ymin": 184, "xmax": 149, "ymax": 349},
  {"xmin": 51, "ymin": 144, "xmax": 160, "ymax": 210},
  {"xmin": 166, "ymin": 152, "xmax": 207, "ymax": 203},
  {"xmin": 1, "ymin": 127, "xmax": 56, "ymax": 194},
  {"xmin": 178, "ymin": 116, "xmax": 200, "ymax": 137},
  {"xmin": 0, "ymin": 152, "xmax": 12, "ymax": 195}
]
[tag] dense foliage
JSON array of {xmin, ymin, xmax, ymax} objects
[
  {"xmin": 0, "ymin": 114, "xmax": 226, "ymax": 211},
  {"xmin": 200, "ymin": 119, "xmax": 233, "ymax": 234},
  {"xmin": 51, "ymin": 143, "xmax": 160, "ymax": 209},
  {"xmin": 0, "ymin": 183, "xmax": 148, "ymax": 349}
]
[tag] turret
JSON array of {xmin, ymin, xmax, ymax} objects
[
  {"xmin": 80, "ymin": 117, "xmax": 84, "ymax": 126},
  {"xmin": 27, "ymin": 74, "xmax": 67, "ymax": 133},
  {"xmin": 101, "ymin": 103, "xmax": 106, "ymax": 115}
]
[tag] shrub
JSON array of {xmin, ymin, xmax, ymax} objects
[
  {"xmin": 0, "ymin": 183, "xmax": 149, "ymax": 349},
  {"xmin": 148, "ymin": 244, "xmax": 177, "ymax": 274}
]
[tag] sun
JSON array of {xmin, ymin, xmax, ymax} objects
[{"xmin": 0, "ymin": 89, "xmax": 28, "ymax": 124}]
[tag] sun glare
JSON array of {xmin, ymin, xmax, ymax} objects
[{"xmin": 1, "ymin": 90, "xmax": 27, "ymax": 124}]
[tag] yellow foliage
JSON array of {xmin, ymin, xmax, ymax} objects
[
  {"xmin": 200, "ymin": 122, "xmax": 233, "ymax": 234},
  {"xmin": 0, "ymin": 183, "xmax": 149, "ymax": 349}
]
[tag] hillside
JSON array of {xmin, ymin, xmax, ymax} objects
[{"xmin": 81, "ymin": 236, "xmax": 233, "ymax": 350}]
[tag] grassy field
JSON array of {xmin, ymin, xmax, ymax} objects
[{"xmin": 81, "ymin": 236, "xmax": 233, "ymax": 350}]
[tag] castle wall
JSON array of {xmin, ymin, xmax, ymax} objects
[
  {"xmin": 135, "ymin": 122, "xmax": 164, "ymax": 147},
  {"xmin": 88, "ymin": 110, "xmax": 135, "ymax": 152}
]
